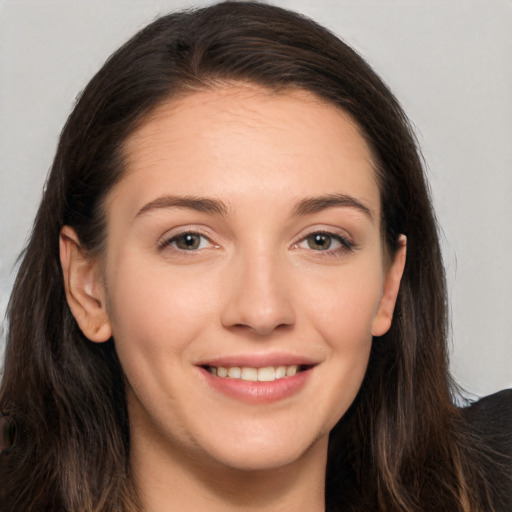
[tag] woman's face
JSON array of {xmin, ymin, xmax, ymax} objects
[{"xmin": 72, "ymin": 85, "xmax": 405, "ymax": 473}]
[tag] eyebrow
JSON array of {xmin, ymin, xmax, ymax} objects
[
  {"xmin": 134, "ymin": 192, "xmax": 373, "ymax": 221},
  {"xmin": 135, "ymin": 195, "xmax": 229, "ymax": 219},
  {"xmin": 292, "ymin": 193, "xmax": 373, "ymax": 220}
]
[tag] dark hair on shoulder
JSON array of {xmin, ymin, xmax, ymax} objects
[{"xmin": 0, "ymin": 2, "xmax": 507, "ymax": 511}]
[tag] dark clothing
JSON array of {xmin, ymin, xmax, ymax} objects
[{"xmin": 461, "ymin": 389, "xmax": 512, "ymax": 511}]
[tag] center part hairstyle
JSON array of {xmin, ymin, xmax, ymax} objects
[{"xmin": 0, "ymin": 2, "xmax": 504, "ymax": 511}]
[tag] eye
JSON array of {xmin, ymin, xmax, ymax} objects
[
  {"xmin": 161, "ymin": 232, "xmax": 212, "ymax": 251},
  {"xmin": 295, "ymin": 231, "xmax": 353, "ymax": 253},
  {"xmin": 305, "ymin": 233, "xmax": 338, "ymax": 251}
]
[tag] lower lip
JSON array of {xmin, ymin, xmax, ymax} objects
[{"xmin": 198, "ymin": 367, "xmax": 312, "ymax": 404}]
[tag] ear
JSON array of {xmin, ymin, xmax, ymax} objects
[
  {"xmin": 59, "ymin": 226, "xmax": 112, "ymax": 342},
  {"xmin": 371, "ymin": 235, "xmax": 407, "ymax": 337}
]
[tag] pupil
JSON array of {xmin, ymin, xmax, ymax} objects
[
  {"xmin": 178, "ymin": 234, "xmax": 199, "ymax": 250},
  {"xmin": 309, "ymin": 233, "xmax": 331, "ymax": 250}
]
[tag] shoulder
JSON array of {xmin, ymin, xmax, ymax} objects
[
  {"xmin": 461, "ymin": 389, "xmax": 512, "ymax": 455},
  {"xmin": 462, "ymin": 389, "xmax": 512, "ymax": 423},
  {"xmin": 462, "ymin": 388, "xmax": 512, "ymax": 419},
  {"xmin": 460, "ymin": 389, "xmax": 512, "ymax": 511}
]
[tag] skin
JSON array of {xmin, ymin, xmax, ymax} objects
[{"xmin": 60, "ymin": 85, "xmax": 406, "ymax": 512}]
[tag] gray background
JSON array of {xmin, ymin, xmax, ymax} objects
[{"xmin": 1, "ymin": 0, "xmax": 511, "ymax": 398}]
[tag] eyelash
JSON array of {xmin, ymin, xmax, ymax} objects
[
  {"xmin": 294, "ymin": 230, "xmax": 355, "ymax": 256},
  {"xmin": 158, "ymin": 231, "xmax": 216, "ymax": 253},
  {"xmin": 158, "ymin": 229, "xmax": 354, "ymax": 256}
]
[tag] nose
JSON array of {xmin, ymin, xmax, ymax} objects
[{"xmin": 220, "ymin": 249, "xmax": 296, "ymax": 336}]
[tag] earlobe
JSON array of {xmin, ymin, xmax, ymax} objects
[
  {"xmin": 371, "ymin": 235, "xmax": 407, "ymax": 337},
  {"xmin": 59, "ymin": 226, "xmax": 112, "ymax": 342}
]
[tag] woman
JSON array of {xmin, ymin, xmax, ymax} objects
[{"xmin": 0, "ymin": 2, "xmax": 510, "ymax": 511}]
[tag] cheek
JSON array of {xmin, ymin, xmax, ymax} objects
[
  {"xmin": 295, "ymin": 262, "xmax": 383, "ymax": 423},
  {"xmin": 300, "ymin": 262, "xmax": 384, "ymax": 345},
  {"xmin": 104, "ymin": 254, "xmax": 220, "ymax": 371}
]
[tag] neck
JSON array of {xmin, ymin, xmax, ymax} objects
[{"xmin": 130, "ymin": 425, "xmax": 328, "ymax": 512}]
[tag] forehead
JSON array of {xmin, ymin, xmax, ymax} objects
[{"xmin": 116, "ymin": 85, "xmax": 380, "ymax": 219}]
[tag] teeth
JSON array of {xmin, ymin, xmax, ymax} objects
[
  {"xmin": 276, "ymin": 366, "xmax": 286, "ymax": 379},
  {"xmin": 286, "ymin": 365, "xmax": 298, "ymax": 376},
  {"xmin": 209, "ymin": 365, "xmax": 303, "ymax": 382},
  {"xmin": 228, "ymin": 367, "xmax": 241, "ymax": 378},
  {"xmin": 241, "ymin": 367, "xmax": 258, "ymax": 381},
  {"xmin": 257, "ymin": 366, "xmax": 275, "ymax": 382}
]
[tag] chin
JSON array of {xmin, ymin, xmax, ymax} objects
[{"xmin": 196, "ymin": 426, "xmax": 330, "ymax": 473}]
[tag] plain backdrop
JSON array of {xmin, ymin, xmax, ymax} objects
[{"xmin": 1, "ymin": 0, "xmax": 511, "ymax": 398}]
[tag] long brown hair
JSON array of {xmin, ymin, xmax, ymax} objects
[{"xmin": 0, "ymin": 2, "xmax": 506, "ymax": 510}]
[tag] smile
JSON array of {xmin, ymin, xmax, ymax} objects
[
  {"xmin": 198, "ymin": 355, "xmax": 316, "ymax": 403},
  {"xmin": 206, "ymin": 365, "xmax": 306, "ymax": 382}
]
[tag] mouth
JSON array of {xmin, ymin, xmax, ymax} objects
[
  {"xmin": 198, "ymin": 359, "xmax": 316, "ymax": 403},
  {"xmin": 202, "ymin": 364, "xmax": 313, "ymax": 382}
]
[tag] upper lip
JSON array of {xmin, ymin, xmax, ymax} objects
[{"xmin": 196, "ymin": 353, "xmax": 319, "ymax": 369}]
